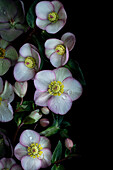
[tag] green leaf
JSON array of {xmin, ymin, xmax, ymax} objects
[
  {"xmin": 60, "ymin": 129, "xmax": 69, "ymax": 138},
  {"xmin": 51, "ymin": 141, "xmax": 62, "ymax": 163},
  {"xmin": 65, "ymin": 144, "xmax": 77, "ymax": 157},
  {"xmin": 23, "ymin": 116, "xmax": 36, "ymax": 124},
  {"xmin": 16, "ymin": 101, "xmax": 34, "ymax": 112},
  {"xmin": 26, "ymin": 0, "xmax": 41, "ymax": 28},
  {"xmin": 51, "ymin": 164, "xmax": 64, "ymax": 170},
  {"xmin": 65, "ymin": 59, "xmax": 86, "ymax": 85}
]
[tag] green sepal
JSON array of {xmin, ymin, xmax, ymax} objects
[
  {"xmin": 16, "ymin": 101, "xmax": 35, "ymax": 112},
  {"xmin": 23, "ymin": 116, "xmax": 36, "ymax": 124}
]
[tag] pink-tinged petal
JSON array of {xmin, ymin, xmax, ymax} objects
[
  {"xmin": 36, "ymin": 17, "xmax": 50, "ymax": 30},
  {"xmin": 50, "ymin": 52, "xmax": 62, "ymax": 67},
  {"xmin": 34, "ymin": 70, "xmax": 56, "ymax": 91},
  {"xmin": 45, "ymin": 48, "xmax": 55, "ymax": 59},
  {"xmin": 11, "ymin": 164, "xmax": 23, "ymax": 170},
  {"xmin": 48, "ymin": 93, "xmax": 72, "ymax": 115},
  {"xmin": 0, "ymin": 161, "xmax": 4, "ymax": 169},
  {"xmin": 19, "ymin": 43, "xmax": 32, "ymax": 57},
  {"xmin": 39, "ymin": 136, "xmax": 51, "ymax": 149},
  {"xmin": 46, "ymin": 20, "xmax": 65, "ymax": 34},
  {"xmin": 0, "ymin": 158, "xmax": 15, "ymax": 169},
  {"xmin": 20, "ymin": 130, "xmax": 40, "ymax": 147},
  {"xmin": 58, "ymin": 6, "xmax": 67, "ymax": 21},
  {"xmin": 61, "ymin": 47, "xmax": 69, "ymax": 66},
  {"xmin": 14, "ymin": 143, "xmax": 27, "ymax": 160},
  {"xmin": 0, "ymin": 77, "xmax": 3, "ymax": 94},
  {"xmin": 35, "ymin": 1, "xmax": 54, "ymax": 20},
  {"xmin": 0, "ymin": 101, "xmax": 13, "ymax": 122},
  {"xmin": 53, "ymin": 67, "xmax": 72, "ymax": 82},
  {"xmin": 61, "ymin": 32, "xmax": 76, "ymax": 51},
  {"xmin": 45, "ymin": 38, "xmax": 63, "ymax": 49},
  {"xmin": 21, "ymin": 156, "xmax": 42, "ymax": 170},
  {"xmin": 51, "ymin": 0, "xmax": 63, "ymax": 13},
  {"xmin": 63, "ymin": 77, "xmax": 83, "ymax": 101},
  {"xmin": 35, "ymin": 91, "xmax": 51, "ymax": 107},
  {"xmin": 41, "ymin": 148, "xmax": 52, "ymax": 168},
  {"xmin": 31, "ymin": 48, "xmax": 41, "ymax": 70},
  {"xmin": 14, "ymin": 62, "xmax": 35, "ymax": 82}
]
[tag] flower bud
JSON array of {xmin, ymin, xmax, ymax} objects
[
  {"xmin": 65, "ymin": 138, "xmax": 73, "ymax": 151},
  {"xmin": 40, "ymin": 118, "xmax": 50, "ymax": 127},
  {"xmin": 29, "ymin": 109, "xmax": 42, "ymax": 123},
  {"xmin": 14, "ymin": 81, "xmax": 28, "ymax": 98},
  {"xmin": 41, "ymin": 107, "xmax": 50, "ymax": 115}
]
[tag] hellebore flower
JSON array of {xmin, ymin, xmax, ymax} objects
[
  {"xmin": 14, "ymin": 43, "xmax": 41, "ymax": 82},
  {"xmin": 0, "ymin": 39, "xmax": 18, "ymax": 76},
  {"xmin": 0, "ymin": 157, "xmax": 22, "ymax": 170},
  {"xmin": 0, "ymin": 77, "xmax": 14, "ymax": 122},
  {"xmin": 0, "ymin": 0, "xmax": 26, "ymax": 42},
  {"xmin": 14, "ymin": 129, "xmax": 52, "ymax": 170},
  {"xmin": 35, "ymin": 0, "xmax": 67, "ymax": 34},
  {"xmin": 34, "ymin": 67, "xmax": 83, "ymax": 115},
  {"xmin": 45, "ymin": 32, "xmax": 76, "ymax": 67}
]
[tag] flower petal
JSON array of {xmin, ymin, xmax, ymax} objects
[
  {"xmin": 41, "ymin": 148, "xmax": 52, "ymax": 168},
  {"xmin": 48, "ymin": 93, "xmax": 72, "ymax": 115},
  {"xmin": 31, "ymin": 48, "xmax": 41, "ymax": 70},
  {"xmin": 0, "ymin": 158, "xmax": 15, "ymax": 169},
  {"xmin": 5, "ymin": 46, "xmax": 18, "ymax": 62},
  {"xmin": 36, "ymin": 17, "xmax": 50, "ymax": 30},
  {"xmin": 51, "ymin": 0, "xmax": 63, "ymax": 13},
  {"xmin": 21, "ymin": 156, "xmax": 42, "ymax": 170},
  {"xmin": 35, "ymin": 91, "xmax": 51, "ymax": 107},
  {"xmin": 45, "ymin": 48, "xmax": 55, "ymax": 59},
  {"xmin": 0, "ymin": 77, "xmax": 3, "ymax": 94},
  {"xmin": 0, "ymin": 161, "xmax": 4, "ymax": 169},
  {"xmin": 11, "ymin": 164, "xmax": 23, "ymax": 170},
  {"xmin": 63, "ymin": 77, "xmax": 83, "ymax": 101},
  {"xmin": 61, "ymin": 47, "xmax": 69, "ymax": 65},
  {"xmin": 14, "ymin": 62, "xmax": 35, "ymax": 82},
  {"xmin": 0, "ymin": 80, "xmax": 14, "ymax": 103},
  {"xmin": 20, "ymin": 130, "xmax": 40, "ymax": 147},
  {"xmin": 0, "ymin": 38, "xmax": 9, "ymax": 49},
  {"xmin": 19, "ymin": 43, "xmax": 32, "ymax": 57},
  {"xmin": 53, "ymin": 67, "xmax": 72, "ymax": 82},
  {"xmin": 0, "ymin": 59, "xmax": 11, "ymax": 76},
  {"xmin": 46, "ymin": 20, "xmax": 65, "ymax": 34},
  {"xmin": 58, "ymin": 6, "xmax": 67, "ymax": 21},
  {"xmin": 34, "ymin": 70, "xmax": 56, "ymax": 91},
  {"xmin": 14, "ymin": 143, "xmax": 27, "ymax": 160},
  {"xmin": 45, "ymin": 38, "xmax": 63, "ymax": 49},
  {"xmin": 50, "ymin": 52, "xmax": 62, "ymax": 67},
  {"xmin": 35, "ymin": 1, "xmax": 54, "ymax": 20},
  {"xmin": 39, "ymin": 136, "xmax": 51, "ymax": 149},
  {"xmin": 0, "ymin": 101, "xmax": 13, "ymax": 122},
  {"xmin": 0, "ymin": 23, "xmax": 10, "ymax": 31},
  {"xmin": 61, "ymin": 32, "xmax": 76, "ymax": 51}
]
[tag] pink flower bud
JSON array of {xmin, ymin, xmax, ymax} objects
[
  {"xmin": 41, "ymin": 107, "xmax": 50, "ymax": 115},
  {"xmin": 14, "ymin": 81, "xmax": 28, "ymax": 98},
  {"xmin": 65, "ymin": 138, "xmax": 73, "ymax": 151},
  {"xmin": 40, "ymin": 118, "xmax": 50, "ymax": 127},
  {"xmin": 29, "ymin": 109, "xmax": 42, "ymax": 123}
]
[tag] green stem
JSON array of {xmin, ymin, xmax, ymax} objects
[{"xmin": 13, "ymin": 122, "xmax": 24, "ymax": 144}]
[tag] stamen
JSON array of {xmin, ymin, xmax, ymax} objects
[
  {"xmin": 48, "ymin": 12, "xmax": 59, "ymax": 23},
  {"xmin": 0, "ymin": 48, "xmax": 5, "ymax": 59},
  {"xmin": 55, "ymin": 45, "xmax": 66, "ymax": 55},
  {"xmin": 25, "ymin": 57, "xmax": 36, "ymax": 69},
  {"xmin": 48, "ymin": 81, "xmax": 64, "ymax": 96},
  {"xmin": 27, "ymin": 143, "xmax": 43, "ymax": 158},
  {"xmin": 0, "ymin": 97, "xmax": 2, "ymax": 106}
]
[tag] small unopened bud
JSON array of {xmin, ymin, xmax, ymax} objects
[
  {"xmin": 40, "ymin": 118, "xmax": 50, "ymax": 127},
  {"xmin": 41, "ymin": 107, "xmax": 50, "ymax": 115},
  {"xmin": 14, "ymin": 81, "xmax": 28, "ymax": 98},
  {"xmin": 65, "ymin": 138, "xmax": 73, "ymax": 151},
  {"xmin": 29, "ymin": 109, "xmax": 42, "ymax": 123}
]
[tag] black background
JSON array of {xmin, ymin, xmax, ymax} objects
[{"xmin": 0, "ymin": 0, "xmax": 88, "ymax": 169}]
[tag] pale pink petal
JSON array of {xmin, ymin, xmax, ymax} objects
[
  {"xmin": 21, "ymin": 156, "xmax": 42, "ymax": 170},
  {"xmin": 0, "ymin": 161, "xmax": 4, "ymax": 169},
  {"xmin": 61, "ymin": 32, "xmax": 76, "ymax": 51},
  {"xmin": 0, "ymin": 158, "xmax": 15, "ymax": 169},
  {"xmin": 50, "ymin": 52, "xmax": 62, "ymax": 67},
  {"xmin": 0, "ymin": 77, "xmax": 3, "ymax": 94},
  {"xmin": 46, "ymin": 20, "xmax": 65, "ymax": 34},
  {"xmin": 51, "ymin": 0, "xmax": 63, "ymax": 13},
  {"xmin": 14, "ymin": 62, "xmax": 35, "ymax": 82},
  {"xmin": 35, "ymin": 1, "xmax": 54, "ymax": 20},
  {"xmin": 41, "ymin": 149, "xmax": 52, "ymax": 168},
  {"xmin": 61, "ymin": 47, "xmax": 69, "ymax": 65},
  {"xmin": 35, "ymin": 92, "xmax": 51, "ymax": 106},
  {"xmin": 36, "ymin": 17, "xmax": 50, "ymax": 30},
  {"xmin": 48, "ymin": 93, "xmax": 72, "ymax": 115},
  {"xmin": 11, "ymin": 164, "xmax": 23, "ymax": 170},
  {"xmin": 45, "ymin": 39, "xmax": 63, "ymax": 49},
  {"xmin": 20, "ymin": 130, "xmax": 40, "ymax": 147},
  {"xmin": 31, "ymin": 48, "xmax": 41, "ymax": 70},
  {"xmin": 39, "ymin": 136, "xmax": 51, "ymax": 149},
  {"xmin": 63, "ymin": 77, "xmax": 83, "ymax": 101},
  {"xmin": 58, "ymin": 6, "xmax": 67, "ymax": 21},
  {"xmin": 19, "ymin": 43, "xmax": 32, "ymax": 57},
  {"xmin": 53, "ymin": 67, "xmax": 72, "ymax": 82},
  {"xmin": 34, "ymin": 70, "xmax": 56, "ymax": 91},
  {"xmin": 14, "ymin": 143, "xmax": 27, "ymax": 160},
  {"xmin": 45, "ymin": 48, "xmax": 55, "ymax": 59}
]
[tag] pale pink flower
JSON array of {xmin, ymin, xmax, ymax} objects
[{"xmin": 0, "ymin": 158, "xmax": 22, "ymax": 170}]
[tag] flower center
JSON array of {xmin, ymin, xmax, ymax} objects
[
  {"xmin": 48, "ymin": 81, "xmax": 64, "ymax": 96},
  {"xmin": 55, "ymin": 45, "xmax": 66, "ymax": 55},
  {"xmin": 2, "ymin": 169, "xmax": 9, "ymax": 170},
  {"xmin": 0, "ymin": 97, "xmax": 2, "ymax": 106},
  {"xmin": 48, "ymin": 12, "xmax": 59, "ymax": 23},
  {"xmin": 27, "ymin": 143, "xmax": 43, "ymax": 158},
  {"xmin": 0, "ymin": 48, "xmax": 5, "ymax": 59},
  {"xmin": 25, "ymin": 57, "xmax": 36, "ymax": 69},
  {"xmin": 10, "ymin": 18, "xmax": 16, "ymax": 27}
]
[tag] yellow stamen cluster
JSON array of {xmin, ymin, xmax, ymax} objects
[
  {"xmin": 25, "ymin": 57, "xmax": 36, "ymax": 69},
  {"xmin": 48, "ymin": 12, "xmax": 59, "ymax": 23},
  {"xmin": 0, "ymin": 48, "xmax": 5, "ymax": 59},
  {"xmin": 55, "ymin": 45, "xmax": 66, "ymax": 55},
  {"xmin": 2, "ymin": 168, "xmax": 9, "ymax": 170},
  {"xmin": 48, "ymin": 81, "xmax": 64, "ymax": 96},
  {"xmin": 0, "ymin": 97, "xmax": 2, "ymax": 106},
  {"xmin": 27, "ymin": 143, "xmax": 43, "ymax": 158}
]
